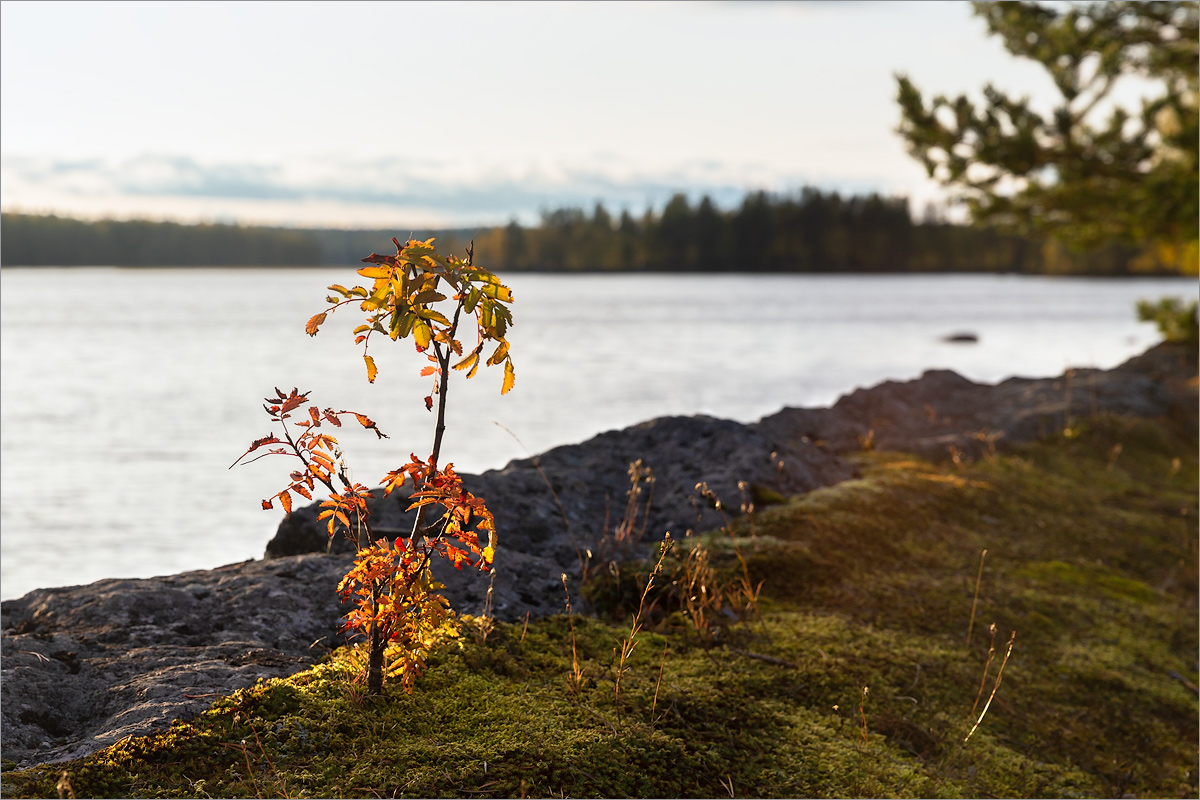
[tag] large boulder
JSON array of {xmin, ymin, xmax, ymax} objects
[{"xmin": 265, "ymin": 414, "xmax": 856, "ymax": 568}]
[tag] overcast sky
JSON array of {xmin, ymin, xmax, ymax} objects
[{"xmin": 0, "ymin": 1, "xmax": 1156, "ymax": 228}]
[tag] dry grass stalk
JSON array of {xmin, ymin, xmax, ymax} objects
[
  {"xmin": 650, "ymin": 641, "xmax": 669, "ymax": 724},
  {"xmin": 613, "ymin": 534, "xmax": 673, "ymax": 711},
  {"xmin": 964, "ymin": 630, "xmax": 1016, "ymax": 745},
  {"xmin": 966, "ymin": 549, "xmax": 988, "ymax": 647},
  {"xmin": 696, "ymin": 482, "xmax": 762, "ymax": 620},
  {"xmin": 858, "ymin": 685, "xmax": 870, "ymax": 746},
  {"xmin": 970, "ymin": 623, "xmax": 998, "ymax": 719},
  {"xmin": 561, "ymin": 574, "xmax": 586, "ymax": 695},
  {"xmin": 1107, "ymin": 442, "xmax": 1124, "ymax": 471},
  {"xmin": 736, "ymin": 481, "xmax": 759, "ymax": 549},
  {"xmin": 584, "ymin": 460, "xmax": 656, "ymax": 586},
  {"xmin": 677, "ymin": 530, "xmax": 721, "ymax": 639},
  {"xmin": 475, "ymin": 569, "xmax": 496, "ymax": 645}
]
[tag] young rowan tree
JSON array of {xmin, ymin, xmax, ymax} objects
[{"xmin": 233, "ymin": 238, "xmax": 515, "ymax": 695}]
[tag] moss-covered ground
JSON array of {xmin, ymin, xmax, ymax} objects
[{"xmin": 3, "ymin": 414, "xmax": 1196, "ymax": 798}]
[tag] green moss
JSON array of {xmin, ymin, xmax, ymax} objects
[{"xmin": 4, "ymin": 413, "xmax": 1196, "ymax": 798}]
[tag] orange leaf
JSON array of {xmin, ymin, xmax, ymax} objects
[
  {"xmin": 261, "ymin": 498, "xmax": 273, "ymax": 510},
  {"xmin": 353, "ymin": 413, "xmax": 388, "ymax": 439},
  {"xmin": 305, "ymin": 312, "xmax": 327, "ymax": 336},
  {"xmin": 420, "ymin": 366, "xmax": 437, "ymax": 377}
]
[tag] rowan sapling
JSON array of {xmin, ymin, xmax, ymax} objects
[{"xmin": 233, "ymin": 237, "xmax": 515, "ymax": 694}]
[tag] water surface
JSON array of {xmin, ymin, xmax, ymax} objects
[{"xmin": 2, "ymin": 269, "xmax": 1194, "ymax": 600}]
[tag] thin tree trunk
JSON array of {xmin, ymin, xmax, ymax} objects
[{"xmin": 367, "ymin": 592, "xmax": 385, "ymax": 695}]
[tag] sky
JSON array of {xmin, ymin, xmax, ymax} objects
[{"xmin": 0, "ymin": 1, "xmax": 1160, "ymax": 229}]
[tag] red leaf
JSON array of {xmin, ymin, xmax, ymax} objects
[
  {"xmin": 424, "ymin": 395, "xmax": 433, "ymax": 411},
  {"xmin": 360, "ymin": 252, "xmax": 398, "ymax": 266},
  {"xmin": 261, "ymin": 499, "xmax": 273, "ymax": 510},
  {"xmin": 279, "ymin": 388, "xmax": 310, "ymax": 415}
]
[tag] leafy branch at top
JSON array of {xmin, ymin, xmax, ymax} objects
[{"xmin": 306, "ymin": 237, "xmax": 515, "ymax": 403}]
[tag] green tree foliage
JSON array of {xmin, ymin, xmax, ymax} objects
[
  {"xmin": 1137, "ymin": 296, "xmax": 1199, "ymax": 345},
  {"xmin": 472, "ymin": 188, "xmax": 1077, "ymax": 273},
  {"xmin": 896, "ymin": 1, "xmax": 1199, "ymax": 273},
  {"xmin": 5, "ymin": 186, "xmax": 1161, "ymax": 274},
  {"xmin": 0, "ymin": 213, "xmax": 323, "ymax": 266}
]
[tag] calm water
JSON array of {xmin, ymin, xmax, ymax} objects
[{"xmin": 1, "ymin": 268, "xmax": 1195, "ymax": 600}]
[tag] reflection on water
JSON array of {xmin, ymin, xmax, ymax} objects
[{"xmin": 1, "ymin": 268, "xmax": 1195, "ymax": 599}]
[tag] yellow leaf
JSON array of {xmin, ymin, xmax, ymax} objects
[
  {"xmin": 357, "ymin": 266, "xmax": 392, "ymax": 279},
  {"xmin": 364, "ymin": 354, "xmax": 378, "ymax": 383},
  {"xmin": 453, "ymin": 351, "xmax": 479, "ymax": 372},
  {"xmin": 482, "ymin": 283, "xmax": 513, "ymax": 303},
  {"xmin": 422, "ymin": 309, "xmax": 452, "ymax": 327},
  {"xmin": 501, "ymin": 360, "xmax": 515, "ymax": 395},
  {"xmin": 481, "ymin": 545, "xmax": 494, "ymax": 564},
  {"xmin": 305, "ymin": 312, "xmax": 326, "ymax": 336},
  {"xmin": 486, "ymin": 339, "xmax": 510, "ymax": 366},
  {"xmin": 413, "ymin": 320, "xmax": 433, "ymax": 349}
]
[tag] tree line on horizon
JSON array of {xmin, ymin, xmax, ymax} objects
[
  {"xmin": 470, "ymin": 189, "xmax": 1146, "ymax": 274},
  {"xmin": 0, "ymin": 188, "xmax": 1157, "ymax": 275}
]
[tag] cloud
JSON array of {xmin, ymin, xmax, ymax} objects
[{"xmin": 0, "ymin": 153, "xmax": 921, "ymax": 228}]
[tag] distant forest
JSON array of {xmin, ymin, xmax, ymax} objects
[{"xmin": 0, "ymin": 188, "xmax": 1151, "ymax": 274}]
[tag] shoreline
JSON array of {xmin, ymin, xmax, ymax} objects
[{"xmin": 2, "ymin": 340, "xmax": 1195, "ymax": 769}]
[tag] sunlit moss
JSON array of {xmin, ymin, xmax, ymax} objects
[{"xmin": 2, "ymin": 413, "xmax": 1195, "ymax": 798}]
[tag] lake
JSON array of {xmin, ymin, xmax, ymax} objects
[{"xmin": 1, "ymin": 268, "xmax": 1195, "ymax": 600}]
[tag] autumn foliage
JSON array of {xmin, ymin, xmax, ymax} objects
[{"xmin": 232, "ymin": 237, "xmax": 514, "ymax": 694}]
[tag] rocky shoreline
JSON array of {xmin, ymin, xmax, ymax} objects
[{"xmin": 3, "ymin": 342, "xmax": 1194, "ymax": 769}]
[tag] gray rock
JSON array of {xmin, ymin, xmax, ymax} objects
[
  {"xmin": 759, "ymin": 342, "xmax": 1196, "ymax": 460},
  {"xmin": 268, "ymin": 413, "xmax": 855, "ymax": 570},
  {"xmin": 2, "ymin": 555, "xmax": 351, "ymax": 769}
]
